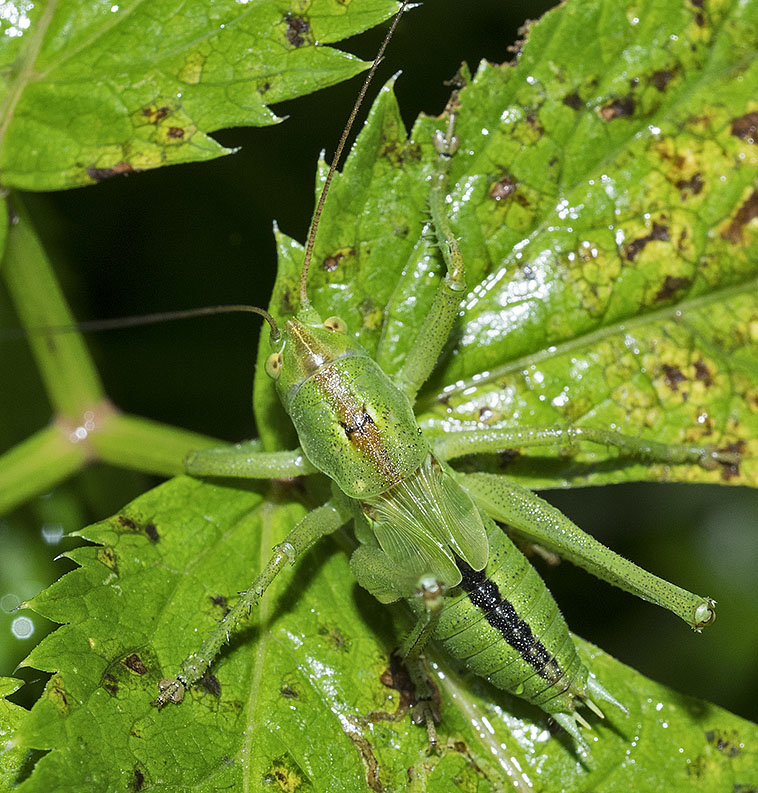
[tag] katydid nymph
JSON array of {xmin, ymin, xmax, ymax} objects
[{"xmin": 144, "ymin": 2, "xmax": 739, "ymax": 756}]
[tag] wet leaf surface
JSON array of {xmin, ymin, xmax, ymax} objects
[
  {"xmin": 7, "ymin": 0, "xmax": 758, "ymax": 789},
  {"xmin": 9, "ymin": 476, "xmax": 758, "ymax": 792},
  {"xmin": 0, "ymin": 0, "xmax": 397, "ymax": 190},
  {"xmin": 256, "ymin": 0, "xmax": 758, "ymax": 489}
]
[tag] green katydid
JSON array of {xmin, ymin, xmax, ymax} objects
[{"xmin": 143, "ymin": 2, "xmax": 741, "ymax": 755}]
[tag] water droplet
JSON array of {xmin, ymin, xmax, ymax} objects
[{"xmin": 11, "ymin": 615, "xmax": 34, "ymax": 639}]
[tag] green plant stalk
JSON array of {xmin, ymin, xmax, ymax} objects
[
  {"xmin": 91, "ymin": 412, "xmax": 219, "ymax": 476},
  {"xmin": 0, "ymin": 194, "xmax": 221, "ymax": 512},
  {"xmin": 0, "ymin": 424, "xmax": 87, "ymax": 513},
  {"xmin": 2, "ymin": 193, "xmax": 104, "ymax": 420}
]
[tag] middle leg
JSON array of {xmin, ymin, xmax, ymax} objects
[
  {"xmin": 153, "ymin": 499, "xmax": 351, "ymax": 708},
  {"xmin": 430, "ymin": 425, "xmax": 741, "ymax": 470}
]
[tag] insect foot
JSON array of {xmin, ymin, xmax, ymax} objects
[
  {"xmin": 152, "ymin": 652, "xmax": 207, "ymax": 708},
  {"xmin": 432, "ymin": 114, "xmax": 460, "ymax": 158},
  {"xmin": 410, "ymin": 690, "xmax": 442, "ymax": 754},
  {"xmin": 698, "ymin": 444, "xmax": 742, "ymax": 471},
  {"xmin": 153, "ymin": 677, "xmax": 186, "ymax": 709},
  {"xmin": 692, "ymin": 598, "xmax": 717, "ymax": 631}
]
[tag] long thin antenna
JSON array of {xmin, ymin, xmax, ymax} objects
[
  {"xmin": 13, "ymin": 305, "xmax": 280, "ymax": 340},
  {"xmin": 298, "ymin": 0, "xmax": 410, "ymax": 308}
]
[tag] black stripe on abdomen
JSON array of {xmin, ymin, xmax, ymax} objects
[{"xmin": 457, "ymin": 560, "xmax": 561, "ymax": 681}]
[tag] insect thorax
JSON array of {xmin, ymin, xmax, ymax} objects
[{"xmin": 279, "ymin": 316, "xmax": 426, "ymax": 500}]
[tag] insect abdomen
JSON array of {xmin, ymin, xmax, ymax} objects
[{"xmin": 432, "ymin": 523, "xmax": 588, "ymax": 715}]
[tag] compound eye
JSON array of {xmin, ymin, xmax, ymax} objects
[
  {"xmin": 265, "ymin": 352, "xmax": 283, "ymax": 380},
  {"xmin": 323, "ymin": 316, "xmax": 347, "ymax": 334}
]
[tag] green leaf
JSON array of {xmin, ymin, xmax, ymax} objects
[
  {"xmin": 0, "ymin": 0, "xmax": 399, "ymax": 190},
  {"xmin": 11, "ymin": 477, "xmax": 758, "ymax": 792},
  {"xmin": 8, "ymin": 0, "xmax": 758, "ymax": 789},
  {"xmin": 0, "ymin": 678, "xmax": 30, "ymax": 789},
  {"xmin": 255, "ymin": 0, "xmax": 758, "ymax": 489}
]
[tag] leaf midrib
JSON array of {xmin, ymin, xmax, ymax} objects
[
  {"xmin": 0, "ymin": 0, "xmax": 57, "ymax": 156},
  {"xmin": 416, "ymin": 276, "xmax": 758, "ymax": 409},
  {"xmin": 399, "ymin": 2, "xmax": 752, "ymax": 410}
]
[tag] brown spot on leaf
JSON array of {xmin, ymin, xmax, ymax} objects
[
  {"xmin": 369, "ymin": 650, "xmax": 440, "ymax": 727},
  {"xmin": 285, "ymin": 14, "xmax": 310, "ymax": 47},
  {"xmin": 478, "ymin": 406, "xmax": 493, "ymax": 422},
  {"xmin": 142, "ymin": 106, "xmax": 170, "ymax": 124},
  {"xmin": 721, "ymin": 190, "xmax": 758, "ymax": 244},
  {"xmin": 97, "ymin": 546, "xmax": 118, "ymax": 573},
  {"xmin": 211, "ymin": 594, "xmax": 228, "ymax": 610},
  {"xmin": 380, "ymin": 139, "xmax": 422, "ymax": 166},
  {"xmin": 651, "ymin": 69, "xmax": 675, "ymax": 91},
  {"xmin": 525, "ymin": 113, "xmax": 544, "ymax": 135},
  {"xmin": 48, "ymin": 675, "xmax": 70, "ymax": 714},
  {"xmin": 132, "ymin": 767, "xmax": 146, "ymax": 792},
  {"xmin": 694, "ymin": 358, "xmax": 712, "ymax": 386},
  {"xmin": 324, "ymin": 247, "xmax": 356, "ymax": 274},
  {"xmin": 562, "ymin": 91, "xmax": 582, "ymax": 110},
  {"xmin": 720, "ymin": 441, "xmax": 745, "ymax": 481},
  {"xmin": 102, "ymin": 674, "xmax": 119, "ymax": 696},
  {"xmin": 118, "ymin": 514, "xmax": 159, "ymax": 543},
  {"xmin": 662, "ymin": 364, "xmax": 687, "ymax": 390},
  {"xmin": 264, "ymin": 757, "xmax": 307, "ymax": 791},
  {"xmin": 323, "ymin": 255, "xmax": 340, "ymax": 272},
  {"xmin": 144, "ymin": 522, "xmax": 159, "ymax": 543},
  {"xmin": 281, "ymin": 685, "xmax": 299, "ymax": 699},
  {"xmin": 490, "ymin": 174, "xmax": 517, "ymax": 201},
  {"xmin": 279, "ymin": 288, "xmax": 294, "ymax": 315},
  {"xmin": 624, "ymin": 221, "xmax": 669, "ymax": 261},
  {"xmin": 87, "ymin": 161, "xmax": 134, "ymax": 182},
  {"xmin": 731, "ymin": 112, "xmax": 758, "ymax": 144},
  {"xmin": 655, "ymin": 275, "xmax": 692, "ymax": 302},
  {"xmin": 123, "ymin": 654, "xmax": 148, "ymax": 675},
  {"xmin": 600, "ymin": 96, "xmax": 635, "ymax": 121},
  {"xmin": 705, "ymin": 728, "xmax": 742, "ymax": 756},
  {"xmin": 452, "ymin": 739, "xmax": 486, "ymax": 775},
  {"xmin": 676, "ymin": 172, "xmax": 704, "ymax": 199},
  {"xmin": 167, "ymin": 126, "xmax": 184, "ymax": 139},
  {"xmin": 318, "ymin": 624, "xmax": 351, "ymax": 651}
]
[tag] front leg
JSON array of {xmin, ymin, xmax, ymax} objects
[
  {"xmin": 394, "ymin": 116, "xmax": 466, "ymax": 401},
  {"xmin": 185, "ymin": 440, "xmax": 317, "ymax": 479},
  {"xmin": 154, "ymin": 499, "xmax": 350, "ymax": 707}
]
